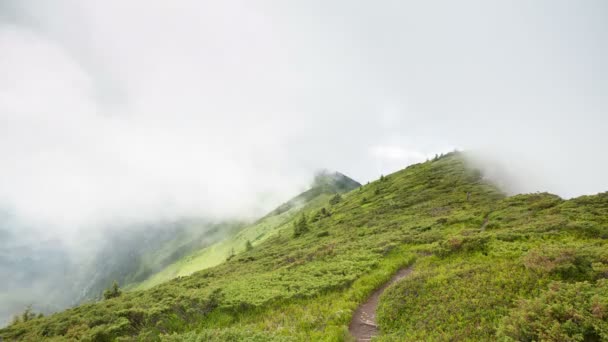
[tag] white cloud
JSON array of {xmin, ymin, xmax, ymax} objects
[
  {"xmin": 0, "ymin": 0, "xmax": 606, "ymax": 233},
  {"xmin": 370, "ymin": 145, "xmax": 428, "ymax": 161}
]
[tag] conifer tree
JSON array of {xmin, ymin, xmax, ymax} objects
[
  {"xmin": 293, "ymin": 214, "xmax": 309, "ymax": 237},
  {"xmin": 103, "ymin": 280, "xmax": 122, "ymax": 300}
]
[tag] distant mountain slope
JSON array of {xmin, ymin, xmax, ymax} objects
[
  {"xmin": 0, "ymin": 170, "xmax": 359, "ymax": 325},
  {"xmin": 76, "ymin": 220, "xmax": 243, "ymax": 300},
  {"xmin": 3, "ymin": 153, "xmax": 608, "ymax": 341},
  {"xmin": 0, "ymin": 227, "xmax": 73, "ymax": 327},
  {"xmin": 0, "ymin": 216, "xmax": 239, "ymax": 326},
  {"xmin": 131, "ymin": 171, "xmax": 361, "ymax": 290},
  {"xmin": 264, "ymin": 170, "xmax": 362, "ymax": 217}
]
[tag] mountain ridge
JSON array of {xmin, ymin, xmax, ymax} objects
[
  {"xmin": 129, "ymin": 169, "xmax": 360, "ymax": 291},
  {"xmin": 2, "ymin": 152, "xmax": 607, "ymax": 341}
]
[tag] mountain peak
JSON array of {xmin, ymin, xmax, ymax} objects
[{"xmin": 311, "ymin": 169, "xmax": 361, "ymax": 192}]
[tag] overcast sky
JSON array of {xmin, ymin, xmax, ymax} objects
[{"xmin": 1, "ymin": 0, "xmax": 607, "ymax": 233}]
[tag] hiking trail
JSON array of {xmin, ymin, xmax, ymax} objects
[{"xmin": 348, "ymin": 266, "xmax": 413, "ymax": 341}]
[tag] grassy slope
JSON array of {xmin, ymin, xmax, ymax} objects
[
  {"xmin": 130, "ymin": 171, "xmax": 360, "ymax": 291},
  {"xmin": 376, "ymin": 191, "xmax": 608, "ymax": 341},
  {"xmin": 132, "ymin": 193, "xmax": 334, "ymax": 290},
  {"xmin": 2, "ymin": 152, "xmax": 607, "ymax": 341},
  {"xmin": 97, "ymin": 221, "xmax": 242, "ymax": 294}
]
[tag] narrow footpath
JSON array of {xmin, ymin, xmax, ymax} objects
[{"xmin": 348, "ymin": 267, "xmax": 413, "ymax": 341}]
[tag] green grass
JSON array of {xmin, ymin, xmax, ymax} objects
[
  {"xmin": 132, "ymin": 192, "xmax": 340, "ymax": 290},
  {"xmin": 3, "ymin": 152, "xmax": 607, "ymax": 341}
]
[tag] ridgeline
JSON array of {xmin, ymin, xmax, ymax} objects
[{"xmin": 2, "ymin": 152, "xmax": 607, "ymax": 341}]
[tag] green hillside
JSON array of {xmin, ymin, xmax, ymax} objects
[
  {"xmin": 2, "ymin": 152, "xmax": 607, "ymax": 341},
  {"xmin": 82, "ymin": 220, "xmax": 244, "ymax": 300},
  {"xmin": 131, "ymin": 171, "xmax": 361, "ymax": 290}
]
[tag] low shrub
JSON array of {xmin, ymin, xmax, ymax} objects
[{"xmin": 498, "ymin": 280, "xmax": 608, "ymax": 341}]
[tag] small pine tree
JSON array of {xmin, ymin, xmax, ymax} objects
[
  {"xmin": 380, "ymin": 174, "xmax": 385, "ymax": 181},
  {"xmin": 10, "ymin": 306, "xmax": 39, "ymax": 325},
  {"xmin": 103, "ymin": 280, "xmax": 122, "ymax": 300},
  {"xmin": 329, "ymin": 193, "xmax": 342, "ymax": 205},
  {"xmin": 246, "ymin": 240, "xmax": 253, "ymax": 251},
  {"xmin": 21, "ymin": 305, "xmax": 33, "ymax": 323},
  {"xmin": 293, "ymin": 214, "xmax": 309, "ymax": 237}
]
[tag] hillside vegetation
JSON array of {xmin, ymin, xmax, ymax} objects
[
  {"xmin": 83, "ymin": 220, "xmax": 244, "ymax": 299},
  {"xmin": 2, "ymin": 152, "xmax": 607, "ymax": 341},
  {"xmin": 131, "ymin": 171, "xmax": 360, "ymax": 290},
  {"xmin": 0, "ymin": 214, "xmax": 243, "ymax": 326}
]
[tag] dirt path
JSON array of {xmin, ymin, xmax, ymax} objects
[{"xmin": 348, "ymin": 267, "xmax": 413, "ymax": 341}]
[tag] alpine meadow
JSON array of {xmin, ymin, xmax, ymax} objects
[{"xmin": 2, "ymin": 153, "xmax": 608, "ymax": 341}]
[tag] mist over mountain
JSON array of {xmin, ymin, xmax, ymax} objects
[
  {"xmin": 0, "ymin": 170, "xmax": 359, "ymax": 325},
  {"xmin": 0, "ymin": 1, "xmax": 606, "ymax": 233},
  {"xmin": 0, "ymin": 213, "xmax": 235, "ymax": 325},
  {"xmin": 0, "ymin": 0, "xmax": 607, "ymax": 337}
]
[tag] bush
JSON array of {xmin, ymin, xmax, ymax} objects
[
  {"xmin": 523, "ymin": 246, "xmax": 598, "ymax": 281},
  {"xmin": 498, "ymin": 280, "xmax": 608, "ymax": 341},
  {"xmin": 316, "ymin": 231, "xmax": 330, "ymax": 238},
  {"xmin": 311, "ymin": 207, "xmax": 331, "ymax": 222},
  {"xmin": 435, "ymin": 235, "xmax": 490, "ymax": 257},
  {"xmin": 329, "ymin": 194, "xmax": 342, "ymax": 205}
]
